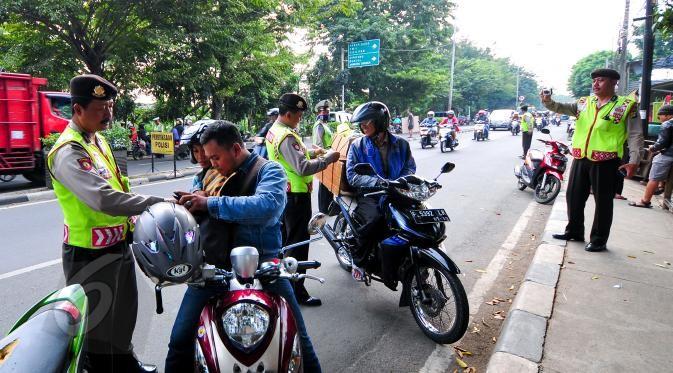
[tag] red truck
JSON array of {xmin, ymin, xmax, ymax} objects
[{"xmin": 0, "ymin": 72, "xmax": 71, "ymax": 184}]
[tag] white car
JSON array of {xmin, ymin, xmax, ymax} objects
[{"xmin": 489, "ymin": 109, "xmax": 516, "ymax": 130}]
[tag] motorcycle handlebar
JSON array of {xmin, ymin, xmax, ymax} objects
[{"xmin": 297, "ymin": 260, "xmax": 322, "ymax": 271}]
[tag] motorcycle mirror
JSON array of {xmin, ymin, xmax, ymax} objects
[
  {"xmin": 307, "ymin": 213, "xmax": 328, "ymax": 235},
  {"xmin": 353, "ymin": 163, "xmax": 377, "ymax": 176},
  {"xmin": 434, "ymin": 162, "xmax": 455, "ymax": 180},
  {"xmin": 540, "ymin": 128, "xmax": 550, "ymax": 135}
]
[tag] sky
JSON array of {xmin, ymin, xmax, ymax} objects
[{"xmin": 453, "ymin": 0, "xmax": 649, "ymax": 95}]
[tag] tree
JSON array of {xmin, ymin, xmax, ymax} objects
[
  {"xmin": 655, "ymin": 0, "xmax": 673, "ymax": 37},
  {"xmin": 567, "ymin": 50, "xmax": 614, "ymax": 98},
  {"xmin": 632, "ymin": 24, "xmax": 673, "ymax": 61}
]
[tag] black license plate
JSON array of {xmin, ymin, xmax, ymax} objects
[{"xmin": 409, "ymin": 209, "xmax": 450, "ymax": 224}]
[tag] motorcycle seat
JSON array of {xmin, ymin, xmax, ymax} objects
[{"xmin": 0, "ymin": 310, "xmax": 76, "ymax": 372}]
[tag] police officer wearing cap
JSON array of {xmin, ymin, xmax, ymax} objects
[
  {"xmin": 541, "ymin": 68, "xmax": 644, "ymax": 252},
  {"xmin": 520, "ymin": 105, "xmax": 534, "ymax": 158},
  {"xmin": 313, "ymin": 99, "xmax": 335, "ymax": 213},
  {"xmin": 48, "ymin": 74, "xmax": 166, "ymax": 372},
  {"xmin": 265, "ymin": 93, "xmax": 340, "ymax": 306}
]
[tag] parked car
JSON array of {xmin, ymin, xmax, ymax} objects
[{"xmin": 488, "ymin": 109, "xmax": 516, "ymax": 130}]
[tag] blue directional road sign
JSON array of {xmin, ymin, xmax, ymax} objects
[{"xmin": 348, "ymin": 39, "xmax": 381, "ymax": 68}]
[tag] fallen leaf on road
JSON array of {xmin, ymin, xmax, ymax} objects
[
  {"xmin": 531, "ymin": 234, "xmax": 536, "ymax": 240},
  {"xmin": 465, "ymin": 260, "xmax": 473, "ymax": 263},
  {"xmin": 567, "ymin": 261, "xmax": 575, "ymax": 264},
  {"xmin": 592, "ymin": 276, "xmax": 599, "ymax": 280},
  {"xmin": 494, "ymin": 314, "xmax": 505, "ymax": 320},
  {"xmin": 627, "ymin": 255, "xmax": 637, "ymax": 259},
  {"xmin": 643, "ymin": 250, "xmax": 655, "ymax": 254},
  {"xmin": 475, "ymin": 269, "xmax": 487, "ymax": 273},
  {"xmin": 455, "ymin": 358, "xmax": 468, "ymax": 369},
  {"xmin": 482, "ymin": 318, "xmax": 491, "ymax": 328},
  {"xmin": 508, "ymin": 285, "xmax": 515, "ymax": 291},
  {"xmin": 508, "ymin": 298, "xmax": 513, "ymax": 303},
  {"xmin": 655, "ymin": 264, "xmax": 667, "ymax": 269},
  {"xmin": 665, "ymin": 261, "xmax": 671, "ymax": 266},
  {"xmin": 471, "ymin": 326, "xmax": 480, "ymax": 334}
]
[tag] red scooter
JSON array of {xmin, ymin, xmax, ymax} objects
[
  {"xmin": 151, "ymin": 215, "xmax": 328, "ymax": 373},
  {"xmin": 514, "ymin": 128, "xmax": 569, "ymax": 204}
]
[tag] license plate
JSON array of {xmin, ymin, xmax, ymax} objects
[{"xmin": 409, "ymin": 209, "xmax": 450, "ymax": 224}]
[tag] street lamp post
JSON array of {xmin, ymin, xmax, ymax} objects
[
  {"xmin": 515, "ymin": 66, "xmax": 520, "ymax": 108},
  {"xmin": 448, "ymin": 38, "xmax": 456, "ymax": 111}
]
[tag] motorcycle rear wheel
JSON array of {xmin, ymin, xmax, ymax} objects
[
  {"xmin": 332, "ymin": 215, "xmax": 354, "ymax": 272},
  {"xmin": 534, "ymin": 174, "xmax": 561, "ymax": 204},
  {"xmin": 406, "ymin": 261, "xmax": 469, "ymax": 344}
]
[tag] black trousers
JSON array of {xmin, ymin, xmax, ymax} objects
[
  {"xmin": 317, "ymin": 183, "xmax": 333, "ymax": 214},
  {"xmin": 62, "ymin": 241, "xmax": 138, "ymax": 372},
  {"xmin": 352, "ymin": 197, "xmax": 384, "ymax": 267},
  {"xmin": 282, "ymin": 193, "xmax": 312, "ymax": 299},
  {"xmin": 565, "ymin": 158, "xmax": 620, "ymax": 245},
  {"xmin": 522, "ymin": 132, "xmax": 533, "ymax": 156}
]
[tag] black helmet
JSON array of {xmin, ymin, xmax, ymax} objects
[
  {"xmin": 131, "ymin": 202, "xmax": 203, "ymax": 284},
  {"xmin": 189, "ymin": 123, "xmax": 209, "ymax": 164},
  {"xmin": 351, "ymin": 101, "xmax": 391, "ymax": 134}
]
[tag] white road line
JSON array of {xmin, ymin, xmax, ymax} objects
[
  {"xmin": 0, "ymin": 259, "xmax": 62, "ymax": 281},
  {"xmin": 419, "ymin": 200, "xmax": 537, "ymax": 373}
]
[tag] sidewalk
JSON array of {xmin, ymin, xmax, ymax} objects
[
  {"xmin": 487, "ymin": 178, "xmax": 673, "ymax": 372},
  {"xmin": 541, "ymin": 180, "xmax": 673, "ymax": 372}
]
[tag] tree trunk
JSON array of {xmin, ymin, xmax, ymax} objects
[{"xmin": 211, "ymin": 93, "xmax": 223, "ymax": 120}]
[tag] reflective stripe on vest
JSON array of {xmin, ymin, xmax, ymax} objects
[
  {"xmin": 571, "ymin": 95, "xmax": 635, "ymax": 161},
  {"xmin": 265, "ymin": 122, "xmax": 313, "ymax": 193},
  {"xmin": 47, "ymin": 126, "xmax": 130, "ymax": 249},
  {"xmin": 312, "ymin": 121, "xmax": 333, "ymax": 148}
]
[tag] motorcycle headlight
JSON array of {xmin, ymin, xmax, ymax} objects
[
  {"xmin": 222, "ymin": 303, "xmax": 270, "ymax": 348},
  {"xmin": 395, "ymin": 183, "xmax": 436, "ymax": 202}
]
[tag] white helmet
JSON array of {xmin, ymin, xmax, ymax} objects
[
  {"xmin": 448, "ymin": 110, "xmax": 455, "ymax": 115},
  {"xmin": 427, "ymin": 111, "xmax": 435, "ymax": 117}
]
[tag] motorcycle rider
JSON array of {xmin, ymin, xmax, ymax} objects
[
  {"xmin": 441, "ymin": 110, "xmax": 462, "ymax": 142},
  {"xmin": 252, "ymin": 108, "xmax": 279, "ymax": 159},
  {"xmin": 345, "ymin": 101, "xmax": 417, "ymax": 290},
  {"xmin": 420, "ymin": 110, "xmax": 438, "ymax": 126},
  {"xmin": 170, "ymin": 122, "xmax": 322, "ymax": 372}
]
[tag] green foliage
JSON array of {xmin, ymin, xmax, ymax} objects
[
  {"xmin": 40, "ymin": 133, "xmax": 60, "ymax": 150},
  {"xmin": 101, "ymin": 124, "xmax": 131, "ymax": 150},
  {"xmin": 567, "ymin": 50, "xmax": 614, "ymax": 98},
  {"xmin": 655, "ymin": 1, "xmax": 673, "ymax": 37},
  {"xmin": 632, "ymin": 24, "xmax": 673, "ymax": 61}
]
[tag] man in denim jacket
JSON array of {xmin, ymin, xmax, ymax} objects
[{"xmin": 167, "ymin": 122, "xmax": 321, "ymax": 372}]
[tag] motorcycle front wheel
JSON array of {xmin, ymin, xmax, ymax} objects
[
  {"xmin": 534, "ymin": 174, "xmax": 561, "ymax": 204},
  {"xmin": 332, "ymin": 215, "xmax": 354, "ymax": 272},
  {"xmin": 406, "ymin": 260, "xmax": 469, "ymax": 344},
  {"xmin": 440, "ymin": 140, "xmax": 446, "ymax": 153}
]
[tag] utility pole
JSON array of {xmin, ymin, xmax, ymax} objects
[
  {"xmin": 341, "ymin": 46, "xmax": 345, "ymax": 111},
  {"xmin": 640, "ymin": 0, "xmax": 655, "ymax": 136},
  {"xmin": 448, "ymin": 39, "xmax": 456, "ymax": 111},
  {"xmin": 515, "ymin": 66, "xmax": 520, "ymax": 108},
  {"xmin": 617, "ymin": 0, "xmax": 631, "ymax": 94}
]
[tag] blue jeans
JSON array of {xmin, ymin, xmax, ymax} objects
[{"xmin": 164, "ymin": 279, "xmax": 321, "ymax": 373}]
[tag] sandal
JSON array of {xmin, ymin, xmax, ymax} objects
[
  {"xmin": 615, "ymin": 194, "xmax": 627, "ymax": 200},
  {"xmin": 628, "ymin": 200, "xmax": 652, "ymax": 208}
]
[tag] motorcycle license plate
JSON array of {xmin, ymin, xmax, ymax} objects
[{"xmin": 410, "ymin": 209, "xmax": 450, "ymax": 224}]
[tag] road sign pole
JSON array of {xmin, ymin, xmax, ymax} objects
[
  {"xmin": 341, "ymin": 46, "xmax": 345, "ymax": 111},
  {"xmin": 173, "ymin": 153, "xmax": 177, "ymax": 178},
  {"xmin": 151, "ymin": 153, "xmax": 155, "ymax": 173}
]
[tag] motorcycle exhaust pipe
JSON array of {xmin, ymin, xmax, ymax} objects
[{"xmin": 320, "ymin": 225, "xmax": 344, "ymax": 253}]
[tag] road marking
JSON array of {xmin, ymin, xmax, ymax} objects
[
  {"xmin": 0, "ymin": 259, "xmax": 62, "ymax": 281},
  {"xmin": 418, "ymin": 200, "xmax": 537, "ymax": 373}
]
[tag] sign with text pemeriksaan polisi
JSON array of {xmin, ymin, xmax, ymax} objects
[
  {"xmin": 348, "ymin": 39, "xmax": 381, "ymax": 68},
  {"xmin": 150, "ymin": 132, "xmax": 175, "ymax": 155}
]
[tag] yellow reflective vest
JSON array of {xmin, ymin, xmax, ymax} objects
[{"xmin": 265, "ymin": 122, "xmax": 313, "ymax": 193}]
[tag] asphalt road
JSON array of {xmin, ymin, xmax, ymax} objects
[{"xmin": 0, "ymin": 125, "xmax": 565, "ymax": 372}]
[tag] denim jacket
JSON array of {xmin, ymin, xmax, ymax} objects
[
  {"xmin": 346, "ymin": 132, "xmax": 416, "ymax": 188},
  {"xmin": 205, "ymin": 154, "xmax": 287, "ymax": 261}
]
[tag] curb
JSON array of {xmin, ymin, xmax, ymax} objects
[
  {"xmin": 486, "ymin": 182, "xmax": 569, "ymax": 372},
  {"xmin": 0, "ymin": 167, "xmax": 200, "ymax": 207}
]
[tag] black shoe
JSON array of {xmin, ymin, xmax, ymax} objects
[
  {"xmin": 585, "ymin": 242, "xmax": 607, "ymax": 252},
  {"xmin": 115, "ymin": 354, "xmax": 157, "ymax": 373},
  {"xmin": 552, "ymin": 233, "xmax": 585, "ymax": 241},
  {"xmin": 298, "ymin": 296, "xmax": 322, "ymax": 306}
]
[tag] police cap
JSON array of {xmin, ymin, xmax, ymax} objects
[
  {"xmin": 591, "ymin": 68, "xmax": 620, "ymax": 80},
  {"xmin": 70, "ymin": 74, "xmax": 117, "ymax": 100},
  {"xmin": 520, "ymin": 105, "xmax": 528, "ymax": 112},
  {"xmin": 314, "ymin": 99, "xmax": 331, "ymax": 112},
  {"xmin": 658, "ymin": 104, "xmax": 673, "ymax": 116},
  {"xmin": 279, "ymin": 93, "xmax": 307, "ymax": 112}
]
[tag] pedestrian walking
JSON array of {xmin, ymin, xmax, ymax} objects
[
  {"xmin": 630, "ymin": 104, "xmax": 673, "ymax": 208},
  {"xmin": 407, "ymin": 109, "xmax": 415, "ymax": 138},
  {"xmin": 520, "ymin": 105, "xmax": 534, "ymax": 158},
  {"xmin": 47, "ymin": 74, "xmax": 166, "ymax": 372},
  {"xmin": 265, "ymin": 93, "xmax": 340, "ymax": 306},
  {"xmin": 542, "ymin": 68, "xmax": 644, "ymax": 252},
  {"xmin": 312, "ymin": 99, "xmax": 335, "ymax": 214}
]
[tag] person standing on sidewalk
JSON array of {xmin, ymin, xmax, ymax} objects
[
  {"xmin": 630, "ymin": 104, "xmax": 673, "ymax": 208},
  {"xmin": 312, "ymin": 99, "xmax": 335, "ymax": 214},
  {"xmin": 407, "ymin": 109, "xmax": 415, "ymax": 139},
  {"xmin": 542, "ymin": 68, "xmax": 644, "ymax": 252},
  {"xmin": 48, "ymin": 74, "xmax": 165, "ymax": 372},
  {"xmin": 265, "ymin": 93, "xmax": 340, "ymax": 306},
  {"xmin": 520, "ymin": 105, "xmax": 534, "ymax": 158}
]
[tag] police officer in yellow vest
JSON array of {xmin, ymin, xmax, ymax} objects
[
  {"xmin": 313, "ymin": 99, "xmax": 335, "ymax": 214},
  {"xmin": 48, "ymin": 75, "xmax": 165, "ymax": 373},
  {"xmin": 542, "ymin": 68, "xmax": 644, "ymax": 252},
  {"xmin": 266, "ymin": 93, "xmax": 340, "ymax": 306},
  {"xmin": 520, "ymin": 105, "xmax": 534, "ymax": 158}
]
